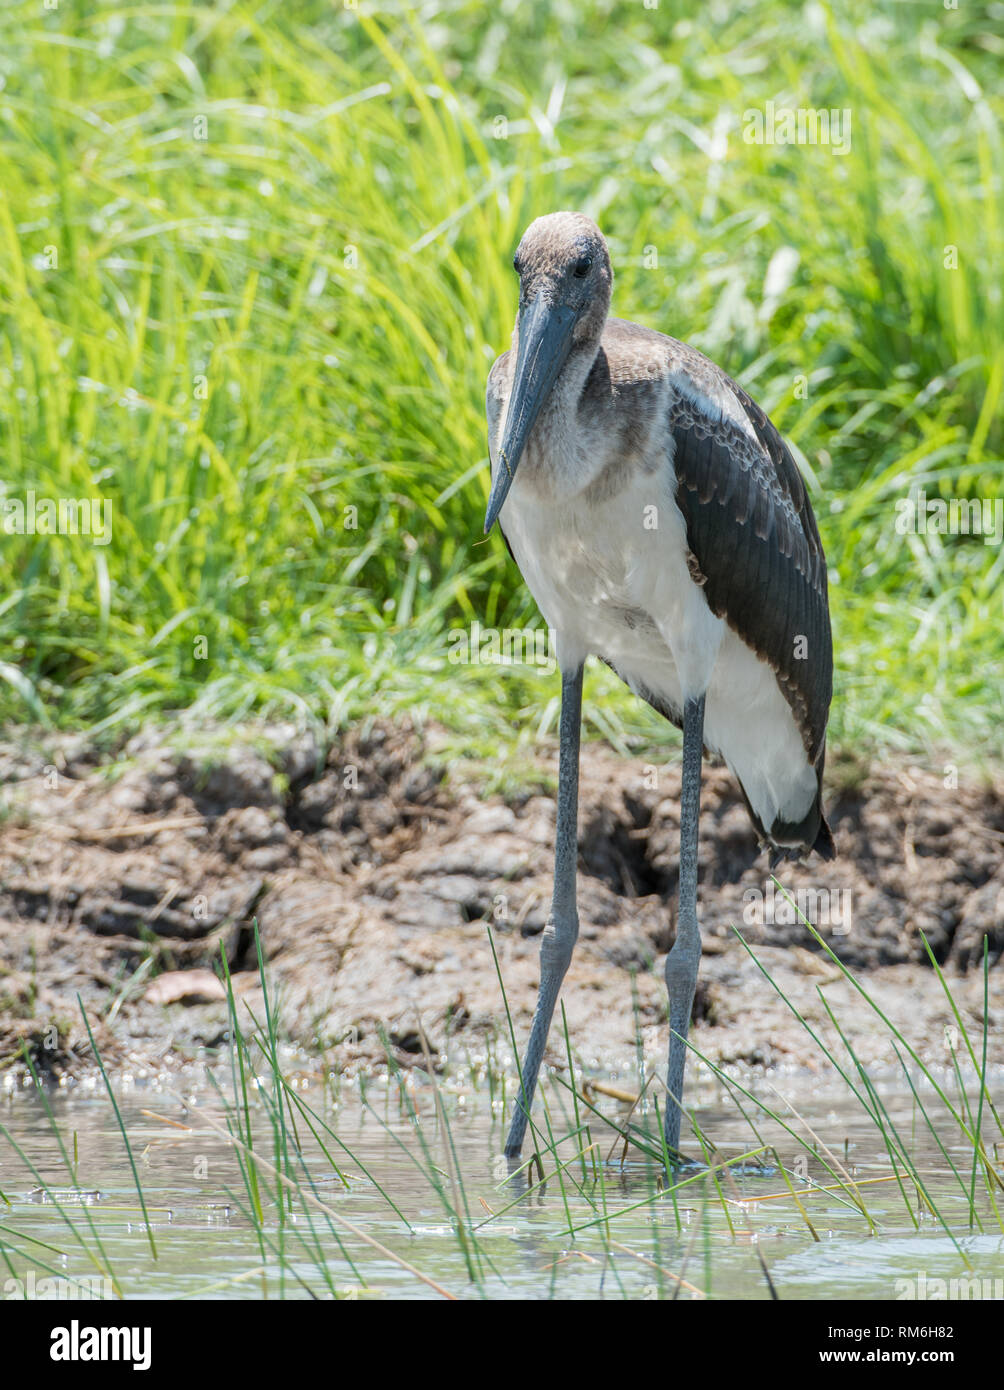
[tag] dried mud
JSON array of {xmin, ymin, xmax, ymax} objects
[{"xmin": 1, "ymin": 722, "xmax": 1001, "ymax": 1087}]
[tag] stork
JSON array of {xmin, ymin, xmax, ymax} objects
[{"xmin": 483, "ymin": 211, "xmax": 834, "ymax": 1163}]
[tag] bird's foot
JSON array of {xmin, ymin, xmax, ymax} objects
[
  {"xmin": 661, "ymin": 1150, "xmax": 777, "ymax": 1179},
  {"xmin": 661, "ymin": 1148, "xmax": 707, "ymax": 1176}
]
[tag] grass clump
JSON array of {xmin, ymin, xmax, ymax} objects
[{"xmin": 0, "ymin": 0, "xmax": 1000, "ymax": 761}]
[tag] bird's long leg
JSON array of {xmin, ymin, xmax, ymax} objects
[
  {"xmin": 504, "ymin": 662, "xmax": 584, "ymax": 1158},
  {"xmin": 663, "ymin": 692, "xmax": 705, "ymax": 1159}
]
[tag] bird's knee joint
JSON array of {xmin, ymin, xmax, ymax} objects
[
  {"xmin": 665, "ymin": 941, "xmax": 700, "ymax": 986},
  {"xmin": 540, "ymin": 918, "xmax": 577, "ymax": 974}
]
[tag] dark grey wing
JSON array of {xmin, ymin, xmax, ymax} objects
[{"xmin": 665, "ymin": 348, "xmax": 832, "ymax": 766}]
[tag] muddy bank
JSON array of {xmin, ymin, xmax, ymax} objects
[{"xmin": 0, "ymin": 721, "xmax": 1001, "ymax": 1084}]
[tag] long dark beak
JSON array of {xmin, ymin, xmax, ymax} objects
[{"xmin": 484, "ymin": 297, "xmax": 577, "ymax": 533}]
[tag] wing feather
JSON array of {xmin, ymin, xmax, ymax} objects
[{"xmin": 664, "ymin": 348, "xmax": 833, "ymax": 765}]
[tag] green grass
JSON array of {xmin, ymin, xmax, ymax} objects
[{"xmin": 0, "ymin": 0, "xmax": 1001, "ymax": 758}]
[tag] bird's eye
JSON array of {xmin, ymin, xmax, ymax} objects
[
  {"xmin": 512, "ymin": 254, "xmax": 522, "ymax": 274},
  {"xmin": 573, "ymin": 256, "xmax": 592, "ymax": 278}
]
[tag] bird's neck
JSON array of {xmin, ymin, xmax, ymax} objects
[
  {"xmin": 539, "ymin": 333, "xmax": 602, "ymax": 435},
  {"xmin": 514, "ymin": 332, "xmax": 607, "ymax": 502}
]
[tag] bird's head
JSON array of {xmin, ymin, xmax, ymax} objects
[
  {"xmin": 484, "ymin": 212, "xmax": 612, "ymax": 533},
  {"xmin": 512, "ymin": 211, "xmax": 613, "ymax": 343}
]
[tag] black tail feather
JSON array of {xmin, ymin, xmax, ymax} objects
[
  {"xmin": 812, "ymin": 813, "xmax": 836, "ymax": 862},
  {"xmin": 740, "ymin": 777, "xmax": 836, "ymax": 869}
]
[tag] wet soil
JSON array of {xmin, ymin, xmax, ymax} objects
[{"xmin": 1, "ymin": 721, "xmax": 1001, "ymax": 1083}]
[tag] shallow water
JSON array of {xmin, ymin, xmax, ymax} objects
[{"xmin": 1, "ymin": 1067, "xmax": 1002, "ymax": 1300}]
